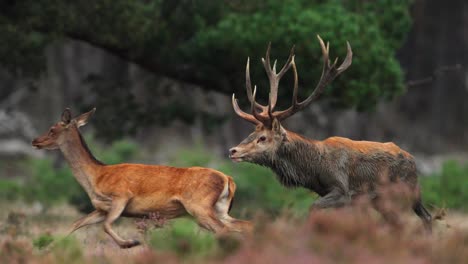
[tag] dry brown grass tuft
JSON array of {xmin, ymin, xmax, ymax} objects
[{"xmin": 1, "ymin": 200, "xmax": 468, "ymax": 263}]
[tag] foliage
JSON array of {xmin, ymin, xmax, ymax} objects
[
  {"xmin": 2, "ymin": 203, "xmax": 468, "ymax": 263},
  {"xmin": 2, "ymin": 137, "xmax": 468, "ymax": 217},
  {"xmin": 0, "ymin": 1, "xmax": 413, "ymax": 139},
  {"xmin": 32, "ymin": 234, "xmax": 54, "ymax": 250},
  {"xmin": 190, "ymin": 0, "xmax": 411, "ymax": 110},
  {"xmin": 49, "ymin": 237, "xmax": 83, "ymax": 264},
  {"xmin": 0, "ymin": 137, "xmax": 139, "ymax": 211},
  {"xmin": 420, "ymin": 160, "xmax": 468, "ymax": 211},
  {"xmin": 22, "ymin": 158, "xmax": 83, "ymax": 206},
  {"xmin": 0, "ymin": 179, "xmax": 23, "ymax": 201},
  {"xmin": 0, "ymin": 18, "xmax": 48, "ymax": 77},
  {"xmin": 148, "ymin": 218, "xmax": 219, "ymax": 258},
  {"xmin": 170, "ymin": 145, "xmax": 316, "ymax": 217}
]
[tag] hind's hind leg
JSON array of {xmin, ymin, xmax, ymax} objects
[
  {"xmin": 413, "ymin": 200, "xmax": 432, "ymax": 233},
  {"xmin": 214, "ymin": 183, "xmax": 252, "ymax": 234},
  {"xmin": 189, "ymin": 206, "xmax": 228, "ymax": 233}
]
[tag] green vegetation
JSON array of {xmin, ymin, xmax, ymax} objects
[
  {"xmin": 32, "ymin": 234, "xmax": 54, "ymax": 250},
  {"xmin": 0, "ymin": 179, "xmax": 23, "ymax": 201},
  {"xmin": 420, "ymin": 160, "xmax": 468, "ymax": 211},
  {"xmin": 0, "ymin": 138, "xmax": 313, "ymax": 216},
  {"xmin": 49, "ymin": 237, "xmax": 83, "ymax": 263},
  {"xmin": 0, "ymin": 140, "xmax": 467, "ymax": 263},
  {"xmin": 1, "ymin": 0, "xmax": 413, "ymax": 139},
  {"xmin": 2, "ymin": 205, "xmax": 468, "ymax": 263},
  {"xmin": 0, "ymin": 139, "xmax": 466, "ymax": 215},
  {"xmin": 148, "ymin": 218, "xmax": 219, "ymax": 258},
  {"xmin": 0, "ymin": 137, "xmax": 139, "ymax": 211},
  {"xmin": 170, "ymin": 145, "xmax": 316, "ymax": 217}
]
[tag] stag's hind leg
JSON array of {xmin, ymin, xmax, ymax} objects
[{"xmin": 413, "ymin": 200, "xmax": 432, "ymax": 233}]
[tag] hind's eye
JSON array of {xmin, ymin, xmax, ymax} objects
[{"xmin": 258, "ymin": 136, "xmax": 266, "ymax": 142}]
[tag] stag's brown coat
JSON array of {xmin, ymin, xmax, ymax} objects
[
  {"xmin": 229, "ymin": 36, "xmax": 432, "ymax": 232},
  {"xmin": 32, "ymin": 108, "xmax": 250, "ymax": 248}
]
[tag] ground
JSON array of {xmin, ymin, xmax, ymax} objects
[{"xmin": 1, "ymin": 201, "xmax": 468, "ymax": 263}]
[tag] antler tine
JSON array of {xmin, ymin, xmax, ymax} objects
[
  {"xmin": 231, "ymin": 94, "xmax": 261, "ymax": 125},
  {"xmin": 261, "ymin": 43, "xmax": 273, "ymax": 77},
  {"xmin": 268, "ymin": 93, "xmax": 274, "ymax": 120},
  {"xmin": 277, "ymin": 46, "xmax": 295, "ymax": 79},
  {"xmin": 291, "ymin": 56, "xmax": 299, "ymax": 105},
  {"xmin": 274, "ymin": 35, "xmax": 353, "ymax": 121},
  {"xmin": 301, "ymin": 35, "xmax": 352, "ymax": 103},
  {"xmin": 262, "ymin": 44, "xmax": 295, "ymax": 112},
  {"xmin": 338, "ymin": 41, "xmax": 353, "ymax": 73},
  {"xmin": 318, "ymin": 35, "xmax": 330, "ymax": 76},
  {"xmin": 246, "ymin": 57, "xmax": 267, "ymax": 110},
  {"xmin": 251, "ymin": 86, "xmax": 269, "ymax": 123}
]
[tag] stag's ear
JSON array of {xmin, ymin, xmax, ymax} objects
[
  {"xmin": 272, "ymin": 118, "xmax": 287, "ymax": 140},
  {"xmin": 73, "ymin": 108, "xmax": 96, "ymax": 127},
  {"xmin": 272, "ymin": 118, "xmax": 283, "ymax": 134},
  {"xmin": 61, "ymin": 108, "xmax": 72, "ymax": 124}
]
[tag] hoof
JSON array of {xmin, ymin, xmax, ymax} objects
[{"xmin": 120, "ymin": 239, "xmax": 141, "ymax": 249}]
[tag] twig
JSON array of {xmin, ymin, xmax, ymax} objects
[{"xmin": 406, "ymin": 64, "xmax": 463, "ymax": 87}]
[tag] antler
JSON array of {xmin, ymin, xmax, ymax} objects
[
  {"xmin": 231, "ymin": 44, "xmax": 295, "ymax": 126},
  {"xmin": 232, "ymin": 35, "xmax": 352, "ymax": 126},
  {"xmin": 274, "ymin": 35, "xmax": 352, "ymax": 121},
  {"xmin": 231, "ymin": 59, "xmax": 269, "ymax": 125},
  {"xmin": 261, "ymin": 43, "xmax": 295, "ymax": 111}
]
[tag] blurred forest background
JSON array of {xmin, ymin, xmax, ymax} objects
[
  {"xmin": 1, "ymin": 0, "xmax": 468, "ymax": 214},
  {"xmin": 1, "ymin": 0, "xmax": 468, "ymax": 262}
]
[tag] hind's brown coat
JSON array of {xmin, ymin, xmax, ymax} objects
[{"xmin": 32, "ymin": 108, "xmax": 250, "ymax": 248}]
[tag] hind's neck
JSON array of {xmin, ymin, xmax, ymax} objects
[{"xmin": 58, "ymin": 126, "xmax": 103, "ymax": 198}]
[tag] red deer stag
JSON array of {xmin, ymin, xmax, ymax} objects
[
  {"xmin": 32, "ymin": 108, "xmax": 251, "ymax": 248},
  {"xmin": 229, "ymin": 36, "xmax": 432, "ymax": 231}
]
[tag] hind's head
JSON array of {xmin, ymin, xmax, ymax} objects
[{"xmin": 32, "ymin": 108, "xmax": 95, "ymax": 150}]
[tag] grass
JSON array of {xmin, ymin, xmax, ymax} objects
[
  {"xmin": 1, "ymin": 141, "xmax": 468, "ymax": 262},
  {"xmin": 1, "ymin": 200, "xmax": 468, "ymax": 263},
  {"xmin": 420, "ymin": 160, "xmax": 468, "ymax": 211}
]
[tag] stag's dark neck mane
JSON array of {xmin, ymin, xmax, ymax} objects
[{"xmin": 253, "ymin": 131, "xmax": 325, "ymax": 193}]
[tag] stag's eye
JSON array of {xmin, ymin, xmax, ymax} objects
[
  {"xmin": 48, "ymin": 128, "xmax": 57, "ymax": 136},
  {"xmin": 258, "ymin": 136, "xmax": 267, "ymax": 143}
]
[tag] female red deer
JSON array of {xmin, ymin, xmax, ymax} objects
[
  {"xmin": 32, "ymin": 108, "xmax": 251, "ymax": 248},
  {"xmin": 229, "ymin": 36, "xmax": 432, "ymax": 231}
]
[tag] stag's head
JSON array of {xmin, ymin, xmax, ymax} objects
[
  {"xmin": 32, "ymin": 108, "xmax": 95, "ymax": 150},
  {"xmin": 229, "ymin": 36, "xmax": 352, "ymax": 163}
]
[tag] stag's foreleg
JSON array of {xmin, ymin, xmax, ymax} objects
[
  {"xmin": 371, "ymin": 195, "xmax": 403, "ymax": 229},
  {"xmin": 310, "ymin": 188, "xmax": 352, "ymax": 210},
  {"xmin": 103, "ymin": 198, "xmax": 140, "ymax": 248},
  {"xmin": 67, "ymin": 210, "xmax": 106, "ymax": 235}
]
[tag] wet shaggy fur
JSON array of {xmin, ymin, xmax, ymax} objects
[{"xmin": 252, "ymin": 132, "xmax": 432, "ymax": 231}]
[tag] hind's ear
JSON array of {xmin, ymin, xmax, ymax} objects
[
  {"xmin": 73, "ymin": 108, "xmax": 96, "ymax": 127},
  {"xmin": 61, "ymin": 108, "xmax": 72, "ymax": 124}
]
